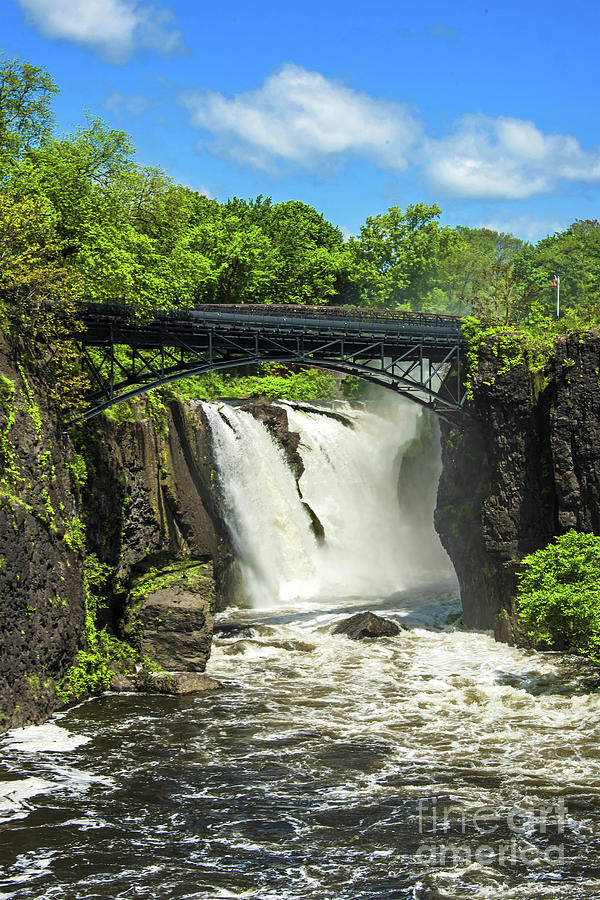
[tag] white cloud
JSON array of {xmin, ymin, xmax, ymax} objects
[
  {"xmin": 424, "ymin": 114, "xmax": 600, "ymax": 200},
  {"xmin": 183, "ymin": 64, "xmax": 421, "ymax": 172},
  {"xmin": 104, "ymin": 90, "xmax": 153, "ymax": 115},
  {"xmin": 181, "ymin": 64, "xmax": 600, "ymax": 202},
  {"xmin": 476, "ymin": 214, "xmax": 567, "ymax": 243},
  {"xmin": 18, "ymin": 0, "xmax": 182, "ymax": 62}
]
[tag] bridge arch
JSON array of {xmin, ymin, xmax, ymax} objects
[{"xmin": 68, "ymin": 303, "xmax": 466, "ymax": 427}]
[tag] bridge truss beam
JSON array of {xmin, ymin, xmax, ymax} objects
[{"xmin": 67, "ymin": 305, "xmax": 466, "ymax": 427}]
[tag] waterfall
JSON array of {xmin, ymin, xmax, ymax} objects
[{"xmin": 203, "ymin": 396, "xmax": 453, "ymax": 608}]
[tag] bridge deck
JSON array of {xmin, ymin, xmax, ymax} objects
[
  {"xmin": 68, "ymin": 302, "xmax": 466, "ymax": 424},
  {"xmin": 79, "ymin": 303, "xmax": 463, "ymax": 358}
]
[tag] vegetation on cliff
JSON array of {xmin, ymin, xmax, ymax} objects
[
  {"xmin": 4, "ymin": 51, "xmax": 600, "ymax": 718},
  {"xmin": 515, "ymin": 531, "xmax": 600, "ymax": 662}
]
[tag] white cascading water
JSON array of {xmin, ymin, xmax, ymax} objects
[
  {"xmin": 202, "ymin": 396, "xmax": 454, "ymax": 607},
  {"xmin": 9, "ymin": 402, "xmax": 600, "ymax": 900}
]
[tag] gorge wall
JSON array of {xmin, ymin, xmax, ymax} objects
[
  {"xmin": 0, "ymin": 335, "xmax": 85, "ymax": 732},
  {"xmin": 0, "ymin": 340, "xmax": 236, "ymax": 733},
  {"xmin": 435, "ymin": 329, "xmax": 600, "ymax": 639},
  {"xmin": 3, "ymin": 327, "xmax": 600, "ymax": 732}
]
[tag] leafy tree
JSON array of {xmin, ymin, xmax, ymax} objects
[
  {"xmin": 347, "ymin": 203, "xmax": 456, "ymax": 309},
  {"xmin": 179, "ymin": 205, "xmax": 277, "ymax": 305},
  {"xmin": 12, "ymin": 120, "xmax": 214, "ymax": 312},
  {"xmin": 436, "ymin": 227, "xmax": 526, "ymax": 315},
  {"xmin": 515, "ymin": 220, "xmax": 600, "ymax": 318},
  {"xmin": 218, "ymin": 196, "xmax": 347, "ymax": 305},
  {"xmin": 262, "ymin": 199, "xmax": 347, "ymax": 305},
  {"xmin": 468, "ymin": 260, "xmax": 541, "ymax": 325},
  {"xmin": 516, "ymin": 530, "xmax": 600, "ymax": 661},
  {"xmin": 0, "ymin": 57, "xmax": 58, "ymax": 172}
]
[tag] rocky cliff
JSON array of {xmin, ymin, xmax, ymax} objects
[
  {"xmin": 7, "ymin": 323, "xmax": 599, "ymax": 728},
  {"xmin": 435, "ymin": 329, "xmax": 600, "ymax": 638},
  {"xmin": 74, "ymin": 399, "xmax": 233, "ymax": 615},
  {"xmin": 0, "ymin": 351, "xmax": 314, "ymax": 733},
  {"xmin": 0, "ymin": 353, "xmax": 236, "ymax": 732},
  {"xmin": 0, "ymin": 335, "xmax": 85, "ymax": 731}
]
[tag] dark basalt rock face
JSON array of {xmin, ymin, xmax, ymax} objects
[
  {"xmin": 332, "ymin": 611, "xmax": 403, "ymax": 640},
  {"xmin": 241, "ymin": 398, "xmax": 305, "ymax": 479},
  {"xmin": 0, "ymin": 387, "xmax": 335, "ymax": 731},
  {"xmin": 213, "ymin": 621, "xmax": 254, "ymax": 639},
  {"xmin": 0, "ymin": 369, "xmax": 233, "ymax": 731},
  {"xmin": 136, "ymin": 582, "xmax": 215, "ymax": 673},
  {"xmin": 435, "ymin": 330, "xmax": 600, "ymax": 641},
  {"xmin": 0, "ymin": 336, "xmax": 86, "ymax": 732},
  {"xmin": 78, "ymin": 401, "xmax": 229, "ymax": 597},
  {"xmin": 238, "ymin": 397, "xmax": 325, "ymax": 544},
  {"xmin": 75, "ymin": 401, "xmax": 233, "ymax": 668}
]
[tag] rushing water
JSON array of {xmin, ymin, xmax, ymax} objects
[
  {"xmin": 202, "ymin": 398, "xmax": 451, "ymax": 606},
  {"xmin": 2, "ymin": 399, "xmax": 600, "ymax": 899}
]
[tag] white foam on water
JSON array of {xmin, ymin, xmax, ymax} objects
[
  {"xmin": 3, "ymin": 722, "xmax": 91, "ymax": 752},
  {"xmin": 0, "ymin": 777, "xmax": 58, "ymax": 819}
]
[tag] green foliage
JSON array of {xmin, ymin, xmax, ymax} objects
[
  {"xmin": 461, "ymin": 305, "xmax": 558, "ymax": 402},
  {"xmin": 57, "ymin": 553, "xmax": 136, "ymax": 702},
  {"xmin": 340, "ymin": 375, "xmax": 368, "ymax": 400},
  {"xmin": 245, "ymin": 365, "xmax": 339, "ymax": 402},
  {"xmin": 145, "ymin": 389, "xmax": 168, "ymax": 437},
  {"xmin": 0, "ymin": 374, "xmax": 14, "ymax": 401},
  {"xmin": 514, "ymin": 220, "xmax": 600, "ymax": 318},
  {"xmin": 165, "ymin": 364, "xmax": 340, "ymax": 404},
  {"xmin": 347, "ymin": 203, "xmax": 449, "ymax": 309},
  {"xmin": 343, "ymin": 209, "xmax": 528, "ymax": 314},
  {"xmin": 63, "ymin": 515, "xmax": 85, "ymax": 552},
  {"xmin": 16, "ymin": 364, "xmax": 42, "ymax": 435},
  {"xmin": 0, "ymin": 57, "xmax": 58, "ymax": 172},
  {"xmin": 65, "ymin": 451, "xmax": 87, "ymax": 490},
  {"xmin": 435, "ymin": 226, "xmax": 526, "ymax": 315},
  {"xmin": 5, "ymin": 52, "xmax": 600, "ymax": 427},
  {"xmin": 56, "ymin": 638, "xmax": 135, "ymax": 703},
  {"xmin": 0, "ymin": 373, "xmax": 19, "ymax": 486},
  {"xmin": 516, "ymin": 531, "xmax": 600, "ymax": 661},
  {"xmin": 0, "ymin": 189, "xmax": 88, "ymax": 411}
]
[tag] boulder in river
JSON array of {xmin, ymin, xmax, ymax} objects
[
  {"xmin": 332, "ymin": 611, "xmax": 404, "ymax": 640},
  {"xmin": 111, "ymin": 671, "xmax": 219, "ymax": 694},
  {"xmin": 213, "ymin": 621, "xmax": 255, "ymax": 639}
]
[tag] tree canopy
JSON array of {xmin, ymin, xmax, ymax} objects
[
  {"xmin": 2, "ymin": 54, "xmax": 600, "ymax": 347},
  {"xmin": 0, "ymin": 57, "xmax": 58, "ymax": 173},
  {"xmin": 515, "ymin": 220, "xmax": 600, "ymax": 318}
]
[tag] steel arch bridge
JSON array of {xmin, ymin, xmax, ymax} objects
[{"xmin": 67, "ymin": 302, "xmax": 466, "ymax": 427}]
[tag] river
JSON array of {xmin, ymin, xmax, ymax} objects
[{"xmin": 1, "ymin": 398, "xmax": 600, "ymax": 899}]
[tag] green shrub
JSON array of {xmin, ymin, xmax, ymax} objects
[
  {"xmin": 166, "ymin": 364, "xmax": 339, "ymax": 403},
  {"xmin": 515, "ymin": 530, "xmax": 600, "ymax": 660},
  {"xmin": 57, "ymin": 554, "xmax": 134, "ymax": 702}
]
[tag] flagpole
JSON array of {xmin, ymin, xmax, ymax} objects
[{"xmin": 553, "ymin": 274, "xmax": 561, "ymax": 319}]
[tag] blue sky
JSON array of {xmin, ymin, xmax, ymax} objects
[{"xmin": 1, "ymin": 0, "xmax": 599, "ymax": 242}]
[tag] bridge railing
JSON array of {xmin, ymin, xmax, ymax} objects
[
  {"xmin": 79, "ymin": 300, "xmax": 462, "ymax": 331},
  {"xmin": 191, "ymin": 303, "xmax": 461, "ymax": 328}
]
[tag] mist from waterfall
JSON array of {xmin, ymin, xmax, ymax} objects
[{"xmin": 202, "ymin": 395, "xmax": 454, "ymax": 608}]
